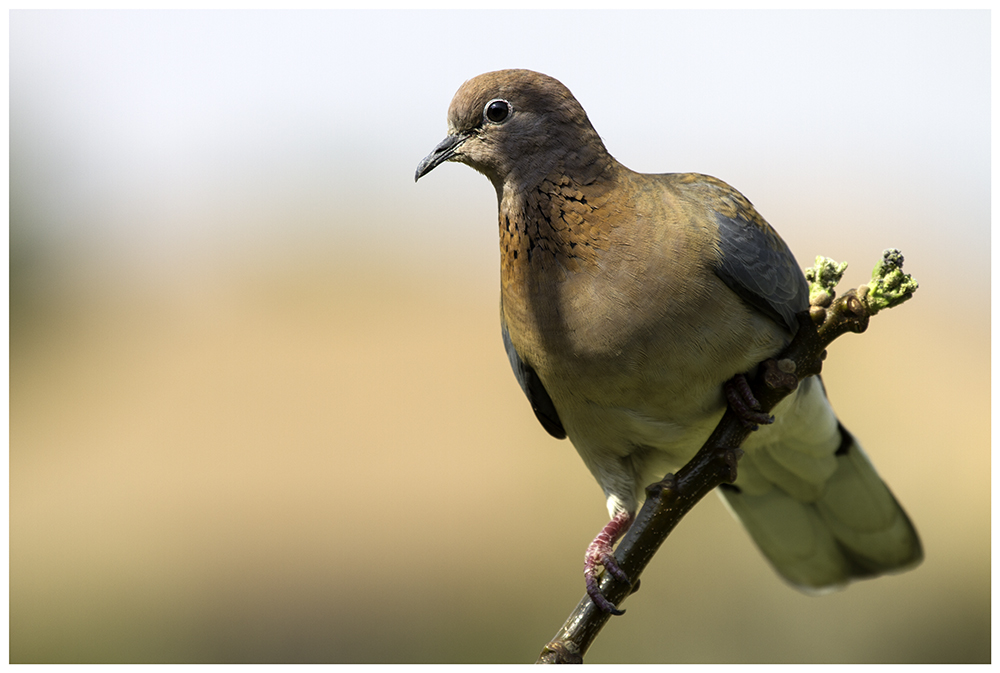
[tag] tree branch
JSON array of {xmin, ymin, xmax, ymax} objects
[{"xmin": 536, "ymin": 249, "xmax": 918, "ymax": 664}]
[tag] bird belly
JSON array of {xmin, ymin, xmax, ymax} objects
[{"xmin": 504, "ymin": 264, "xmax": 789, "ymax": 512}]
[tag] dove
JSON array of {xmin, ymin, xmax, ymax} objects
[{"xmin": 415, "ymin": 69, "xmax": 921, "ymax": 614}]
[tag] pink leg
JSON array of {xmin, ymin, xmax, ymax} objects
[{"xmin": 584, "ymin": 510, "xmax": 635, "ymax": 615}]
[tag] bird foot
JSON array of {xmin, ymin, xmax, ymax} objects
[
  {"xmin": 584, "ymin": 510, "xmax": 634, "ymax": 615},
  {"xmin": 724, "ymin": 373, "xmax": 774, "ymax": 430}
]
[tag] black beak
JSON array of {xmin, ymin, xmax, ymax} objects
[{"xmin": 414, "ymin": 133, "xmax": 467, "ymax": 182}]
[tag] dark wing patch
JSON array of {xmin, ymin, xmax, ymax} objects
[
  {"xmin": 714, "ymin": 209, "xmax": 808, "ymax": 334},
  {"xmin": 672, "ymin": 174, "xmax": 808, "ymax": 333},
  {"xmin": 673, "ymin": 173, "xmax": 807, "ymax": 333},
  {"xmin": 501, "ymin": 320, "xmax": 566, "ymax": 439}
]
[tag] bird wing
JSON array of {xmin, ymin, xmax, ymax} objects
[
  {"xmin": 714, "ymin": 209, "xmax": 809, "ymax": 334},
  {"xmin": 500, "ymin": 312, "xmax": 567, "ymax": 439},
  {"xmin": 672, "ymin": 173, "xmax": 809, "ymax": 333}
]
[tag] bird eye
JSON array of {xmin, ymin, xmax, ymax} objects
[{"xmin": 484, "ymin": 99, "xmax": 512, "ymax": 124}]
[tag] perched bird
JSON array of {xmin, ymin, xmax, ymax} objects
[{"xmin": 415, "ymin": 69, "xmax": 921, "ymax": 614}]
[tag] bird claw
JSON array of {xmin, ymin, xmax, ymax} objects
[
  {"xmin": 724, "ymin": 373, "xmax": 774, "ymax": 429},
  {"xmin": 584, "ymin": 511, "xmax": 634, "ymax": 615},
  {"xmin": 585, "ymin": 550, "xmax": 627, "ymax": 615}
]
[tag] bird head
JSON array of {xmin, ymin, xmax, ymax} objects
[{"xmin": 415, "ymin": 69, "xmax": 609, "ymax": 191}]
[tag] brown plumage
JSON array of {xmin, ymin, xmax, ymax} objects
[{"xmin": 416, "ymin": 69, "xmax": 921, "ymax": 613}]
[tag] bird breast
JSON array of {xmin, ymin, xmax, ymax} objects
[{"xmin": 498, "ymin": 170, "xmax": 787, "ymax": 424}]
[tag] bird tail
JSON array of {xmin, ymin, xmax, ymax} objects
[{"xmin": 717, "ymin": 380, "xmax": 922, "ymax": 592}]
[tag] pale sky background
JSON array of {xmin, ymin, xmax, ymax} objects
[
  {"xmin": 10, "ymin": 10, "xmax": 992, "ymax": 664},
  {"xmin": 11, "ymin": 10, "xmax": 989, "ymax": 292}
]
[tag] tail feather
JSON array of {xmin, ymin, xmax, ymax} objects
[
  {"xmin": 719, "ymin": 377, "xmax": 922, "ymax": 592},
  {"xmin": 814, "ymin": 429, "xmax": 922, "ymax": 573}
]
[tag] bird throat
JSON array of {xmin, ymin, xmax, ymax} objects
[{"xmin": 498, "ymin": 172, "xmax": 615, "ymax": 291}]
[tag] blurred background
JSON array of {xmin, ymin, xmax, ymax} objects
[{"xmin": 9, "ymin": 10, "xmax": 989, "ymax": 664}]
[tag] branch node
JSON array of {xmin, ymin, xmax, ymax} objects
[
  {"xmin": 809, "ymin": 305, "xmax": 826, "ymax": 325},
  {"xmin": 538, "ymin": 641, "xmax": 583, "ymax": 665},
  {"xmin": 645, "ymin": 473, "xmax": 676, "ymax": 500},
  {"xmin": 762, "ymin": 358, "xmax": 799, "ymax": 391}
]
